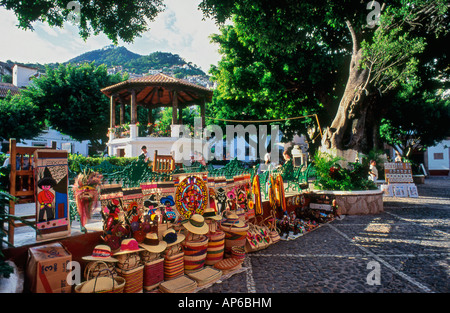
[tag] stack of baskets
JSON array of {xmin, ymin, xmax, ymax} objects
[
  {"xmin": 183, "ymin": 235, "xmax": 209, "ymax": 273},
  {"xmin": 219, "ymin": 212, "xmax": 249, "ymax": 258},
  {"xmin": 205, "ymin": 230, "xmax": 225, "ymax": 265}
]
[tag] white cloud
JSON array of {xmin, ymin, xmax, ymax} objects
[{"xmin": 0, "ymin": 0, "xmax": 221, "ymax": 71}]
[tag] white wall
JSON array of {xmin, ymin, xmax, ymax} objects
[
  {"xmin": 21, "ymin": 128, "xmax": 89, "ymax": 156},
  {"xmin": 12, "ymin": 65, "xmax": 37, "ymax": 88},
  {"xmin": 427, "ymin": 139, "xmax": 450, "ymax": 171}
]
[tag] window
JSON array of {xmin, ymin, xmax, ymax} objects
[{"xmin": 434, "ymin": 153, "xmax": 444, "ymax": 160}]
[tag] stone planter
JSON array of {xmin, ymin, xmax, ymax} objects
[
  {"xmin": 311, "ymin": 189, "xmax": 384, "ymax": 215},
  {"xmin": 413, "ymin": 175, "xmax": 425, "ymax": 185}
]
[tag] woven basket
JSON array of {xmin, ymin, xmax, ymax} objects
[
  {"xmin": 116, "ymin": 265, "xmax": 144, "ymax": 293},
  {"xmin": 74, "ymin": 276, "xmax": 126, "ymax": 293},
  {"xmin": 164, "ymin": 251, "xmax": 184, "ymax": 281},
  {"xmin": 143, "ymin": 258, "xmax": 164, "ymax": 291},
  {"xmin": 269, "ymin": 230, "xmax": 280, "ymax": 243},
  {"xmin": 83, "ymin": 261, "xmax": 117, "ymax": 280},
  {"xmin": 205, "ymin": 231, "xmax": 225, "ymax": 265},
  {"xmin": 219, "ymin": 223, "xmax": 249, "ymax": 258},
  {"xmin": 183, "ymin": 235, "xmax": 209, "ymax": 273},
  {"xmin": 75, "ymin": 262, "xmax": 125, "ymax": 293},
  {"xmin": 231, "ymin": 246, "xmax": 246, "ymax": 261}
]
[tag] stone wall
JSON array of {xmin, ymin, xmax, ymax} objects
[{"xmin": 312, "ymin": 190, "xmax": 384, "ymax": 215}]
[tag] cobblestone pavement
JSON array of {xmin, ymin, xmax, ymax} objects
[{"xmin": 200, "ymin": 177, "xmax": 450, "ymax": 293}]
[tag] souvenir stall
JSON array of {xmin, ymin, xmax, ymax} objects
[
  {"xmin": 71, "ymin": 171, "xmax": 252, "ymax": 293},
  {"xmin": 20, "ymin": 158, "xmax": 340, "ymax": 293}
]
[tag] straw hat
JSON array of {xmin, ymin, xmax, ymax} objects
[
  {"xmin": 139, "ymin": 232, "xmax": 167, "ymax": 253},
  {"xmin": 181, "ymin": 214, "xmax": 209, "ymax": 235},
  {"xmin": 113, "ymin": 238, "xmax": 144, "ymax": 255},
  {"xmin": 202, "ymin": 208, "xmax": 222, "ymax": 221},
  {"xmin": 82, "ymin": 245, "xmax": 118, "ymax": 262},
  {"xmin": 162, "ymin": 228, "xmax": 185, "ymax": 247},
  {"xmin": 221, "ymin": 212, "xmax": 246, "ymax": 228}
]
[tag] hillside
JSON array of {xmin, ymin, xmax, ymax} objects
[{"xmin": 67, "ymin": 45, "xmax": 207, "ymax": 78}]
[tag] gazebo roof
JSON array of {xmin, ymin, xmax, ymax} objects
[{"xmin": 101, "ymin": 73, "xmax": 213, "ymax": 107}]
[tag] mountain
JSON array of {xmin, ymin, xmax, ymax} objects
[
  {"xmin": 68, "ymin": 45, "xmax": 141, "ymax": 67},
  {"xmin": 66, "ymin": 45, "xmax": 207, "ymax": 78}
]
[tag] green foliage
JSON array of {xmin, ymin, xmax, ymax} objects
[
  {"xmin": 68, "ymin": 48, "xmax": 206, "ymax": 76},
  {"xmin": 23, "ymin": 62, "xmax": 127, "ymax": 152},
  {"xmin": 68, "ymin": 154, "xmax": 138, "ymax": 174},
  {"xmin": 380, "ymin": 90, "xmax": 450, "ymax": 158},
  {"xmin": 201, "ymin": 0, "xmax": 450, "ymax": 154},
  {"xmin": 0, "ymin": 92, "xmax": 44, "ymax": 142},
  {"xmin": 1, "ymin": 0, "xmax": 165, "ymax": 44},
  {"xmin": 313, "ymin": 152, "xmax": 377, "ymax": 191}
]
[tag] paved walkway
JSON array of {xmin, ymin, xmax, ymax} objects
[{"xmin": 200, "ymin": 177, "xmax": 450, "ymax": 293}]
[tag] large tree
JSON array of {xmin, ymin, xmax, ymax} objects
[
  {"xmin": 0, "ymin": 91, "xmax": 43, "ymax": 143},
  {"xmin": 200, "ymin": 0, "xmax": 450, "ymax": 156},
  {"xmin": 23, "ymin": 62, "xmax": 126, "ymax": 152},
  {"xmin": 1, "ymin": 0, "xmax": 165, "ymax": 43}
]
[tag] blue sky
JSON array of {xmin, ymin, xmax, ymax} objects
[{"xmin": 0, "ymin": 0, "xmax": 222, "ymax": 72}]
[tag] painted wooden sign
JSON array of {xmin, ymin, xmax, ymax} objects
[{"xmin": 34, "ymin": 150, "xmax": 70, "ymax": 242}]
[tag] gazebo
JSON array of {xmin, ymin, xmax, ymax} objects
[{"xmin": 101, "ymin": 73, "xmax": 213, "ymax": 160}]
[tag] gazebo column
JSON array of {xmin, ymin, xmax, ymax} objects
[
  {"xmin": 172, "ymin": 90, "xmax": 178, "ymax": 125},
  {"xmin": 109, "ymin": 94, "xmax": 116, "ymax": 140},
  {"xmin": 130, "ymin": 89, "xmax": 138, "ymax": 139},
  {"xmin": 119, "ymin": 98, "xmax": 125, "ymax": 125},
  {"xmin": 178, "ymin": 106, "xmax": 183, "ymax": 124},
  {"xmin": 200, "ymin": 97, "xmax": 206, "ymax": 129}
]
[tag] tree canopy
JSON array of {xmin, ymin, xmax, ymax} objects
[
  {"xmin": 22, "ymin": 63, "xmax": 127, "ymax": 152},
  {"xmin": 201, "ymin": 0, "xmax": 450, "ymax": 156},
  {"xmin": 0, "ymin": 91, "xmax": 43, "ymax": 142},
  {"xmin": 1, "ymin": 0, "xmax": 165, "ymax": 43}
]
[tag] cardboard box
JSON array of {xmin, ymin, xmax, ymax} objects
[{"xmin": 27, "ymin": 242, "xmax": 72, "ymax": 293}]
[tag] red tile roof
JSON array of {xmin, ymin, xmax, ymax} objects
[{"xmin": 0, "ymin": 82, "xmax": 20, "ymax": 98}]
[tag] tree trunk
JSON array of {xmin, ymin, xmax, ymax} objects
[{"xmin": 321, "ymin": 21, "xmax": 372, "ymax": 155}]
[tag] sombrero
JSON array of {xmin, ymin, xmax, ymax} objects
[
  {"xmin": 113, "ymin": 238, "xmax": 144, "ymax": 255},
  {"xmin": 82, "ymin": 245, "xmax": 118, "ymax": 262},
  {"xmin": 181, "ymin": 214, "xmax": 209, "ymax": 235},
  {"xmin": 221, "ymin": 212, "xmax": 247, "ymax": 228},
  {"xmin": 139, "ymin": 232, "xmax": 167, "ymax": 253},
  {"xmin": 160, "ymin": 195, "xmax": 175, "ymax": 206},
  {"xmin": 202, "ymin": 208, "xmax": 222, "ymax": 221},
  {"xmin": 162, "ymin": 228, "xmax": 185, "ymax": 247}
]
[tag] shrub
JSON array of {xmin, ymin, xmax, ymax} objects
[
  {"xmin": 68, "ymin": 154, "xmax": 138, "ymax": 173},
  {"xmin": 313, "ymin": 151, "xmax": 377, "ymax": 191}
]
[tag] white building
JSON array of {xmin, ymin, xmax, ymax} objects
[
  {"xmin": 425, "ymin": 138, "xmax": 450, "ymax": 176},
  {"xmin": 12, "ymin": 64, "xmax": 39, "ymax": 88},
  {"xmin": 21, "ymin": 128, "xmax": 90, "ymax": 156}
]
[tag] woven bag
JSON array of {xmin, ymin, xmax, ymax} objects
[
  {"xmin": 183, "ymin": 235, "xmax": 209, "ymax": 273},
  {"xmin": 205, "ymin": 230, "xmax": 225, "ymax": 265},
  {"xmin": 231, "ymin": 246, "xmax": 246, "ymax": 261},
  {"xmin": 164, "ymin": 250, "xmax": 184, "ymax": 281},
  {"xmin": 143, "ymin": 258, "xmax": 164, "ymax": 291},
  {"xmin": 219, "ymin": 222, "xmax": 249, "ymax": 258},
  {"xmin": 83, "ymin": 261, "xmax": 117, "ymax": 280},
  {"xmin": 75, "ymin": 262, "xmax": 125, "ymax": 293},
  {"xmin": 116, "ymin": 265, "xmax": 144, "ymax": 293}
]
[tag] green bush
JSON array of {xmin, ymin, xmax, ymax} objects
[
  {"xmin": 68, "ymin": 154, "xmax": 138, "ymax": 173},
  {"xmin": 313, "ymin": 151, "xmax": 377, "ymax": 191}
]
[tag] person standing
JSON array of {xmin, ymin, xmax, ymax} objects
[
  {"xmin": 368, "ymin": 160, "xmax": 378, "ymax": 182},
  {"xmin": 140, "ymin": 145, "xmax": 149, "ymax": 162}
]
